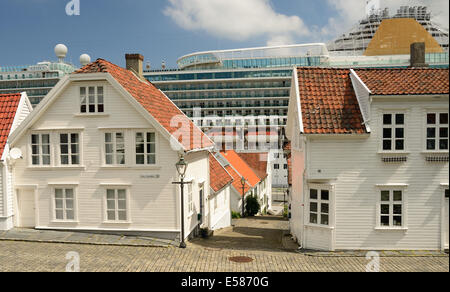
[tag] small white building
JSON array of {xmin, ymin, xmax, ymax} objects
[
  {"xmin": 208, "ymin": 153, "xmax": 233, "ymax": 230},
  {"xmin": 286, "ymin": 67, "xmax": 449, "ymax": 251},
  {"xmin": 0, "ymin": 93, "xmax": 33, "ymax": 230},
  {"xmin": 5, "ymin": 55, "xmax": 222, "ymax": 242},
  {"xmin": 219, "ymin": 151, "xmax": 271, "ymax": 215}
]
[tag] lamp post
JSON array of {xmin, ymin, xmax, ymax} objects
[
  {"xmin": 241, "ymin": 177, "xmax": 246, "ymax": 218},
  {"xmin": 173, "ymin": 156, "xmax": 188, "ymax": 249}
]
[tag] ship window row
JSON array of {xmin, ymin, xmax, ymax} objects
[
  {"xmin": 221, "ymin": 56, "xmax": 323, "ymax": 69},
  {"xmin": 0, "ymin": 80, "xmax": 59, "ymax": 89},
  {"xmin": 146, "ymin": 70, "xmax": 292, "ymax": 82},
  {"xmin": 183, "ymin": 109, "xmax": 288, "ymax": 118},
  {"xmin": 176, "ymin": 100, "xmax": 289, "ymax": 109},
  {"xmin": 158, "ymin": 80, "xmax": 290, "ymax": 91},
  {"xmin": 0, "ymin": 72, "xmax": 60, "ymax": 80},
  {"xmin": 167, "ymin": 89, "xmax": 290, "ymax": 100}
]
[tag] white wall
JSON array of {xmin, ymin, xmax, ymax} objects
[
  {"xmin": 303, "ymin": 97, "xmax": 449, "ymax": 250},
  {"xmin": 11, "ymin": 80, "xmax": 191, "ymax": 235},
  {"xmin": 209, "ymin": 185, "xmax": 232, "ymax": 230}
]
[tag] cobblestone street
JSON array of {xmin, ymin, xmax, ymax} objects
[{"xmin": 0, "ymin": 217, "xmax": 448, "ymax": 272}]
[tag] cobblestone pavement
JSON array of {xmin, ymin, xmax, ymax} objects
[{"xmin": 0, "ymin": 217, "xmax": 448, "ymax": 272}]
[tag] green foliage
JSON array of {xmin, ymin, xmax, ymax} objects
[
  {"xmin": 245, "ymin": 195, "xmax": 261, "ymax": 217},
  {"xmin": 283, "ymin": 204, "xmax": 289, "ymax": 218},
  {"xmin": 231, "ymin": 211, "xmax": 241, "ymax": 219}
]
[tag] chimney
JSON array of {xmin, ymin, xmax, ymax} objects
[
  {"xmin": 125, "ymin": 54, "xmax": 144, "ymax": 79},
  {"xmin": 410, "ymin": 43, "xmax": 428, "ymax": 68}
]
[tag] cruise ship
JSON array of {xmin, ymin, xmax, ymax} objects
[
  {"xmin": 328, "ymin": 5, "xmax": 449, "ymax": 56},
  {"xmin": 0, "ymin": 45, "xmax": 80, "ymax": 106}
]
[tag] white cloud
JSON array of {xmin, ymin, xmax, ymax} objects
[
  {"xmin": 164, "ymin": 0, "xmax": 310, "ymax": 46},
  {"xmin": 323, "ymin": 0, "xmax": 449, "ymax": 40},
  {"xmin": 164, "ymin": 0, "xmax": 449, "ymax": 46}
]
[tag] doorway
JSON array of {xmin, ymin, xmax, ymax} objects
[{"xmin": 16, "ymin": 189, "xmax": 35, "ymax": 228}]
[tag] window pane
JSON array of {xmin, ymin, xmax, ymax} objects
[
  {"xmin": 383, "ymin": 128, "xmax": 392, "ymax": 139},
  {"xmin": 55, "ymin": 189, "xmax": 63, "ymax": 198},
  {"xmin": 136, "ymin": 133, "xmax": 144, "ymax": 143},
  {"xmin": 427, "ymin": 113, "xmax": 436, "ymax": 125},
  {"xmin": 321, "ymin": 203, "xmax": 329, "ymax": 214},
  {"xmin": 118, "ymin": 200, "xmax": 126, "ymax": 210},
  {"xmin": 136, "ymin": 155, "xmax": 145, "ymax": 165},
  {"xmin": 32, "ymin": 156, "xmax": 40, "ymax": 165},
  {"xmin": 310, "ymin": 213, "xmax": 318, "ymax": 224},
  {"xmin": 321, "ymin": 215, "xmax": 329, "ymax": 226},
  {"xmin": 147, "ymin": 144, "xmax": 156, "ymax": 154},
  {"xmin": 56, "ymin": 210, "xmax": 64, "ymax": 220},
  {"xmin": 381, "ymin": 216, "xmax": 390, "ymax": 226},
  {"xmin": 393, "ymin": 204, "xmax": 402, "ymax": 215},
  {"xmin": 440, "ymin": 139, "xmax": 448, "ymax": 150},
  {"xmin": 55, "ymin": 199, "xmax": 63, "ymax": 209},
  {"xmin": 427, "ymin": 139, "xmax": 436, "ymax": 150},
  {"xmin": 136, "ymin": 144, "xmax": 144, "ymax": 154},
  {"xmin": 310, "ymin": 202, "xmax": 318, "ymax": 212},
  {"xmin": 395, "ymin": 114, "xmax": 404, "ymax": 125},
  {"xmin": 61, "ymin": 145, "xmax": 69, "ymax": 154},
  {"xmin": 105, "ymin": 133, "xmax": 112, "ymax": 143},
  {"xmin": 43, "ymin": 156, "xmax": 50, "ymax": 165},
  {"xmin": 393, "ymin": 191, "xmax": 402, "ymax": 201},
  {"xmin": 107, "ymin": 200, "xmax": 115, "ymax": 210},
  {"xmin": 105, "ymin": 144, "xmax": 113, "ymax": 154},
  {"xmin": 393, "ymin": 216, "xmax": 402, "ymax": 226},
  {"xmin": 147, "ymin": 154, "xmax": 156, "ymax": 164},
  {"xmin": 383, "ymin": 140, "xmax": 392, "ymax": 151},
  {"xmin": 107, "ymin": 211, "xmax": 116, "ymax": 221},
  {"xmin": 42, "ymin": 135, "xmax": 50, "ymax": 144},
  {"xmin": 381, "ymin": 205, "xmax": 390, "ymax": 215},
  {"xmin": 107, "ymin": 190, "xmax": 115, "ymax": 199},
  {"xmin": 60, "ymin": 134, "xmax": 68, "ymax": 144},
  {"xmin": 65, "ymin": 189, "xmax": 74, "ymax": 197},
  {"xmin": 321, "ymin": 190, "xmax": 329, "ymax": 201},
  {"xmin": 71, "ymin": 134, "xmax": 79, "ymax": 144},
  {"xmin": 395, "ymin": 140, "xmax": 404, "ymax": 151},
  {"xmin": 66, "ymin": 199, "xmax": 74, "ymax": 210},
  {"xmin": 71, "ymin": 144, "xmax": 79, "ymax": 154},
  {"xmin": 383, "ymin": 114, "xmax": 392, "ymax": 125},
  {"xmin": 427, "ymin": 128, "xmax": 436, "ymax": 138},
  {"xmin": 440, "ymin": 128, "xmax": 448, "ymax": 138},
  {"xmin": 105, "ymin": 155, "xmax": 113, "ymax": 165},
  {"xmin": 32, "ymin": 134, "xmax": 39, "ymax": 144},
  {"xmin": 61, "ymin": 155, "xmax": 69, "ymax": 165},
  {"xmin": 66, "ymin": 210, "xmax": 74, "ymax": 220},
  {"xmin": 381, "ymin": 191, "xmax": 390, "ymax": 201},
  {"xmin": 440, "ymin": 113, "xmax": 449, "ymax": 125},
  {"xmin": 395, "ymin": 128, "xmax": 404, "ymax": 139},
  {"xmin": 118, "ymin": 190, "xmax": 126, "ymax": 200},
  {"xmin": 118, "ymin": 211, "xmax": 127, "ymax": 221},
  {"xmin": 310, "ymin": 189, "xmax": 318, "ymax": 200},
  {"xmin": 147, "ymin": 133, "xmax": 155, "ymax": 143}
]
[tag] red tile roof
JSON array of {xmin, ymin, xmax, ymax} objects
[
  {"xmin": 297, "ymin": 68, "xmax": 366, "ymax": 135},
  {"xmin": 0, "ymin": 94, "xmax": 22, "ymax": 158},
  {"xmin": 209, "ymin": 154, "xmax": 233, "ymax": 193},
  {"xmin": 237, "ymin": 153, "xmax": 268, "ymax": 181},
  {"xmin": 354, "ymin": 68, "xmax": 449, "ymax": 96},
  {"xmin": 225, "ymin": 165, "xmax": 251, "ymax": 196},
  {"xmin": 220, "ymin": 150, "xmax": 261, "ymax": 194},
  {"xmin": 74, "ymin": 59, "xmax": 214, "ymax": 151}
]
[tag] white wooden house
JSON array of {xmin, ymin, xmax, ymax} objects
[
  {"xmin": 5, "ymin": 55, "xmax": 223, "ymax": 242},
  {"xmin": 286, "ymin": 67, "xmax": 449, "ymax": 251},
  {"xmin": 0, "ymin": 93, "xmax": 33, "ymax": 230},
  {"xmin": 219, "ymin": 151, "xmax": 271, "ymax": 215}
]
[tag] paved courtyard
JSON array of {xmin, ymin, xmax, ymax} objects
[{"xmin": 0, "ymin": 216, "xmax": 448, "ymax": 272}]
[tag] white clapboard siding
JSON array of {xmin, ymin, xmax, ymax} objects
[
  {"xmin": 210, "ymin": 186, "xmax": 231, "ymax": 230},
  {"xmin": 11, "ymin": 80, "xmax": 209, "ymax": 234},
  {"xmin": 304, "ymin": 98, "xmax": 449, "ymax": 250}
]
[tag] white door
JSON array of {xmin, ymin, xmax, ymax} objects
[
  {"xmin": 445, "ymin": 190, "xmax": 449, "ymax": 250},
  {"xmin": 17, "ymin": 189, "xmax": 35, "ymax": 228}
]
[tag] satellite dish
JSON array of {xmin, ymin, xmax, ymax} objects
[{"xmin": 10, "ymin": 148, "xmax": 23, "ymax": 160}]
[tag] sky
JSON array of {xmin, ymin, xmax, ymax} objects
[{"xmin": 0, "ymin": 0, "xmax": 448, "ymax": 69}]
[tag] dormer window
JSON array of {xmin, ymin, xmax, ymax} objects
[{"xmin": 80, "ymin": 86, "xmax": 104, "ymax": 114}]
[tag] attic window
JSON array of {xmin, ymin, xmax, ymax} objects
[{"xmin": 80, "ymin": 87, "xmax": 104, "ymax": 114}]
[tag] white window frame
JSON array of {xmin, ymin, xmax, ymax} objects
[
  {"xmin": 381, "ymin": 112, "xmax": 407, "ymax": 153},
  {"xmin": 424, "ymin": 111, "xmax": 449, "ymax": 153},
  {"xmin": 187, "ymin": 183, "xmax": 194, "ymax": 216},
  {"xmin": 58, "ymin": 132, "xmax": 81, "ymax": 166},
  {"xmin": 51, "ymin": 186, "xmax": 78, "ymax": 223},
  {"xmin": 375, "ymin": 185, "xmax": 408, "ymax": 230},
  {"xmin": 30, "ymin": 133, "xmax": 51, "ymax": 167},
  {"xmin": 80, "ymin": 86, "xmax": 105, "ymax": 114},
  {"xmin": 306, "ymin": 184, "xmax": 334, "ymax": 228},
  {"xmin": 103, "ymin": 187, "xmax": 131, "ymax": 223},
  {"xmin": 104, "ymin": 131, "xmax": 126, "ymax": 166},
  {"xmin": 134, "ymin": 131, "xmax": 157, "ymax": 166}
]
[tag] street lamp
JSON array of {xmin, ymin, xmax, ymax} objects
[
  {"xmin": 173, "ymin": 156, "xmax": 189, "ymax": 248},
  {"xmin": 241, "ymin": 177, "xmax": 246, "ymax": 218}
]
